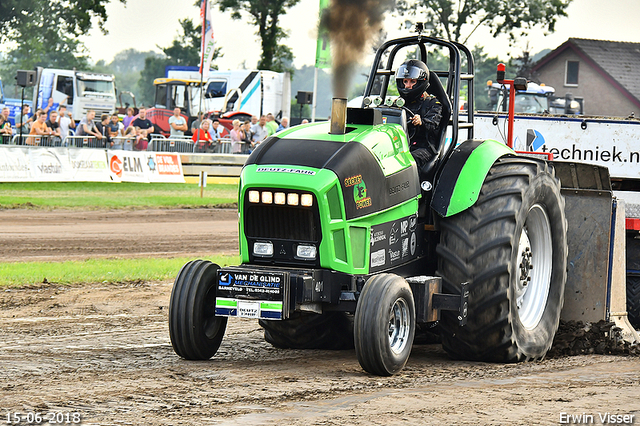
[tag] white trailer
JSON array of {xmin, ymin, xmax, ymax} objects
[
  {"xmin": 166, "ymin": 68, "xmax": 291, "ymax": 119},
  {"xmin": 33, "ymin": 68, "xmax": 117, "ymax": 122}
]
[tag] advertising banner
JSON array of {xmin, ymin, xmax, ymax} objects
[
  {"xmin": 107, "ymin": 151, "xmax": 185, "ymax": 183},
  {"xmin": 474, "ymin": 113, "xmax": 640, "ymax": 180},
  {"xmin": 67, "ymin": 148, "xmax": 110, "ymax": 182},
  {"xmin": 0, "ymin": 147, "xmax": 31, "ymax": 181}
]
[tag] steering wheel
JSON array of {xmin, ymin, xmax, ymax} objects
[{"xmin": 401, "ymin": 106, "xmax": 417, "ymax": 141}]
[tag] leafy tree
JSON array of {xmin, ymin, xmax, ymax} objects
[
  {"xmin": 0, "ymin": 0, "xmax": 124, "ymax": 43},
  {"xmin": 136, "ymin": 18, "xmax": 222, "ymax": 106},
  {"xmin": 216, "ymin": 0, "xmax": 300, "ymax": 73},
  {"xmin": 397, "ymin": 0, "xmax": 572, "ymax": 44},
  {"xmin": 0, "ymin": 0, "xmax": 99, "ymax": 99}
]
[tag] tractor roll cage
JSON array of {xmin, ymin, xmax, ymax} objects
[{"xmin": 364, "ymin": 35, "xmax": 475, "ymax": 161}]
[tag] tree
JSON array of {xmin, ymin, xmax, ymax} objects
[
  {"xmin": 0, "ymin": 0, "xmax": 125, "ymax": 98},
  {"xmin": 136, "ymin": 18, "xmax": 222, "ymax": 106},
  {"xmin": 397, "ymin": 0, "xmax": 572, "ymax": 45},
  {"xmin": 0, "ymin": 0, "xmax": 125, "ymax": 43},
  {"xmin": 216, "ymin": 0, "xmax": 300, "ymax": 73}
]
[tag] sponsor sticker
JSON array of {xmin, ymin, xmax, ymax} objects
[{"xmin": 371, "ymin": 249, "xmax": 386, "ymax": 268}]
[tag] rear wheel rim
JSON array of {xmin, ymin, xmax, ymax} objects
[
  {"xmin": 516, "ymin": 203, "xmax": 553, "ymax": 330},
  {"xmin": 388, "ymin": 298, "xmax": 410, "ymax": 354}
]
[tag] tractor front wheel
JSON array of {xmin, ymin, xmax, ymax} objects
[
  {"xmin": 354, "ymin": 274, "xmax": 415, "ymax": 375},
  {"xmin": 169, "ymin": 260, "xmax": 227, "ymax": 360}
]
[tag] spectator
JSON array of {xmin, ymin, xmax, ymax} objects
[
  {"xmin": 42, "ymin": 97, "xmax": 59, "ymax": 121},
  {"xmin": 0, "ymin": 115, "xmax": 11, "ymax": 143},
  {"xmin": 28, "ymin": 110, "xmax": 53, "ymax": 145},
  {"xmin": 95, "ymin": 114, "xmax": 111, "ymax": 146},
  {"xmin": 132, "ymin": 107, "xmax": 154, "ymax": 135},
  {"xmin": 251, "ymin": 115, "xmax": 269, "ymax": 145},
  {"xmin": 15, "ymin": 104, "xmax": 33, "ymax": 138},
  {"xmin": 229, "ymin": 119, "xmax": 244, "ymax": 154},
  {"xmin": 1, "ymin": 108, "xmax": 12, "ymax": 140},
  {"xmin": 107, "ymin": 114, "xmax": 122, "ymax": 149},
  {"xmin": 250, "ymin": 115, "xmax": 258, "ymax": 126},
  {"xmin": 122, "ymin": 107, "xmax": 135, "ymax": 129},
  {"xmin": 133, "ymin": 127, "xmax": 148, "ymax": 151},
  {"xmin": 1, "ymin": 107, "xmax": 10, "ymax": 130},
  {"xmin": 265, "ymin": 113, "xmax": 278, "ymax": 135},
  {"xmin": 191, "ymin": 111, "xmax": 204, "ymax": 135},
  {"xmin": 45, "ymin": 110, "xmax": 62, "ymax": 146},
  {"xmin": 57, "ymin": 105, "xmax": 75, "ymax": 145},
  {"xmin": 242, "ymin": 120, "xmax": 253, "ymax": 153},
  {"xmin": 76, "ymin": 110, "xmax": 103, "ymax": 141},
  {"xmin": 301, "ymin": 119, "xmax": 309, "ymax": 124},
  {"xmin": 210, "ymin": 119, "xmax": 226, "ymax": 140},
  {"xmin": 169, "ymin": 107, "xmax": 188, "ymax": 137},
  {"xmin": 123, "ymin": 126, "xmax": 136, "ymax": 151},
  {"xmin": 276, "ymin": 116, "xmax": 289, "ymax": 132},
  {"xmin": 191, "ymin": 119, "xmax": 214, "ymax": 153}
]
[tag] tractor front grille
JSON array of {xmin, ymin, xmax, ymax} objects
[{"xmin": 245, "ymin": 204, "xmax": 319, "ymax": 242}]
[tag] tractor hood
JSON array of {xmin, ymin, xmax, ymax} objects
[{"xmin": 243, "ymin": 116, "xmax": 420, "ymax": 220}]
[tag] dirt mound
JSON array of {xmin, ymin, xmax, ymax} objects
[{"xmin": 548, "ymin": 320, "xmax": 640, "ymax": 358}]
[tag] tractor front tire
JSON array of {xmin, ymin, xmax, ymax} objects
[
  {"xmin": 437, "ymin": 157, "xmax": 567, "ymax": 362},
  {"xmin": 259, "ymin": 312, "xmax": 354, "ymax": 350},
  {"xmin": 354, "ymin": 274, "xmax": 415, "ymax": 376},
  {"xmin": 169, "ymin": 260, "xmax": 227, "ymax": 360}
]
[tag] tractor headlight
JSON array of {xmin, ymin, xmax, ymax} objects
[
  {"xmin": 301, "ymin": 193, "xmax": 313, "ymax": 207},
  {"xmin": 248, "ymin": 190, "xmax": 260, "ymax": 203},
  {"xmin": 274, "ymin": 192, "xmax": 286, "ymax": 205},
  {"xmin": 261, "ymin": 191, "xmax": 273, "ymax": 204},
  {"xmin": 254, "ymin": 241, "xmax": 274, "ymax": 257},
  {"xmin": 296, "ymin": 244, "xmax": 317, "ymax": 260},
  {"xmin": 287, "ymin": 192, "xmax": 299, "ymax": 206}
]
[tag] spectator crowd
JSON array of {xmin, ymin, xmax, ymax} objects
[{"xmin": 1, "ymin": 99, "xmax": 294, "ymax": 155}]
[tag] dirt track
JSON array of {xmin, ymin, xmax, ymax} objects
[{"xmin": 1, "ymin": 208, "xmax": 639, "ymax": 425}]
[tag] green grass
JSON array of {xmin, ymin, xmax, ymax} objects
[
  {"xmin": 0, "ymin": 255, "xmax": 241, "ymax": 287},
  {"xmin": 0, "ymin": 182, "xmax": 238, "ymax": 209}
]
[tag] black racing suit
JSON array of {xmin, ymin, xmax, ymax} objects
[{"xmin": 405, "ymin": 93, "xmax": 443, "ymax": 178}]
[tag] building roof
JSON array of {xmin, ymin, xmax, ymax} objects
[{"xmin": 533, "ymin": 38, "xmax": 640, "ymax": 108}]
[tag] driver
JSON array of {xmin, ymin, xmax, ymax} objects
[{"xmin": 397, "ymin": 59, "xmax": 443, "ymax": 175}]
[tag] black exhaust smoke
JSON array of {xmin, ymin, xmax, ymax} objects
[{"xmin": 321, "ymin": 0, "xmax": 395, "ymax": 99}]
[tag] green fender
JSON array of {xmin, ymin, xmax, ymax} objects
[{"xmin": 431, "ymin": 139, "xmax": 515, "ymax": 217}]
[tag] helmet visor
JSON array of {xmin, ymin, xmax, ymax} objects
[{"xmin": 396, "ymin": 64, "xmax": 426, "ymax": 80}]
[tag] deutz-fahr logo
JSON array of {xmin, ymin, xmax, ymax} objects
[{"xmin": 344, "ymin": 174, "xmax": 372, "ymax": 210}]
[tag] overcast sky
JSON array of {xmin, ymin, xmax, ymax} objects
[{"xmin": 79, "ymin": 0, "xmax": 640, "ymax": 70}]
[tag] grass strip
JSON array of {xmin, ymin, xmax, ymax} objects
[
  {"xmin": 0, "ymin": 182, "xmax": 238, "ymax": 209},
  {"xmin": 0, "ymin": 255, "xmax": 241, "ymax": 287}
]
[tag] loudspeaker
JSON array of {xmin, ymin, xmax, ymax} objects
[
  {"xmin": 16, "ymin": 70, "xmax": 37, "ymax": 87},
  {"xmin": 296, "ymin": 91, "xmax": 313, "ymax": 105}
]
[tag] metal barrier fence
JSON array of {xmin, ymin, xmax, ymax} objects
[
  {"xmin": 148, "ymin": 135, "xmax": 234, "ymax": 153},
  {"xmin": 1, "ymin": 133, "xmax": 241, "ymax": 154}
]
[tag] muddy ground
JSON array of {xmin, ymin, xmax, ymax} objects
[{"xmin": 1, "ymin": 208, "xmax": 639, "ymax": 425}]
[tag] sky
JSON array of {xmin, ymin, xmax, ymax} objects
[{"xmin": 79, "ymin": 0, "xmax": 640, "ymax": 71}]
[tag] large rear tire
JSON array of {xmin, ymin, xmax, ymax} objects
[
  {"xmin": 169, "ymin": 260, "xmax": 228, "ymax": 360},
  {"xmin": 259, "ymin": 312, "xmax": 354, "ymax": 350},
  {"xmin": 437, "ymin": 157, "xmax": 567, "ymax": 361},
  {"xmin": 354, "ymin": 274, "xmax": 415, "ymax": 376},
  {"xmin": 626, "ymin": 235, "xmax": 640, "ymax": 330}
]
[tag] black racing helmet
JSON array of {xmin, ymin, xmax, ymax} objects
[{"xmin": 397, "ymin": 59, "xmax": 430, "ymax": 102}]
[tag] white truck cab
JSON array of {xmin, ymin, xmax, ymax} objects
[{"xmin": 34, "ymin": 68, "xmax": 116, "ymax": 121}]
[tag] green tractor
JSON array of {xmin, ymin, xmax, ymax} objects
[{"xmin": 169, "ymin": 33, "xmax": 568, "ymax": 375}]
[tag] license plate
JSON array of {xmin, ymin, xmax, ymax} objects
[{"xmin": 215, "ymin": 268, "xmax": 289, "ymax": 320}]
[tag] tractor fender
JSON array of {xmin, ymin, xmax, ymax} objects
[{"xmin": 431, "ymin": 139, "xmax": 514, "ymax": 217}]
